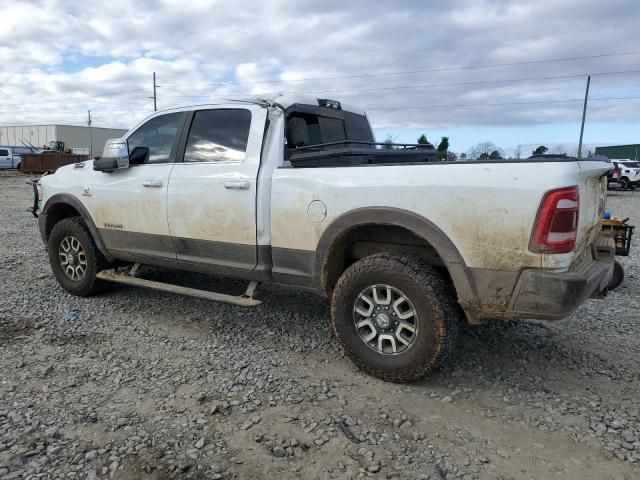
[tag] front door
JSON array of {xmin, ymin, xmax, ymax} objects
[
  {"xmin": 167, "ymin": 105, "xmax": 267, "ymax": 271},
  {"xmin": 86, "ymin": 111, "xmax": 186, "ymax": 260}
]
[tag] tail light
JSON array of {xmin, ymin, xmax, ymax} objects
[{"xmin": 530, "ymin": 186, "xmax": 579, "ymax": 253}]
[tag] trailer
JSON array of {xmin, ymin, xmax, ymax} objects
[{"xmin": 20, "ymin": 151, "xmax": 89, "ymax": 174}]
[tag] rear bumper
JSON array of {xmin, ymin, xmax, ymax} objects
[{"xmin": 505, "ymin": 242, "xmax": 615, "ymax": 321}]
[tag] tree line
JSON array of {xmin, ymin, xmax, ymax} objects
[{"xmin": 382, "ymin": 133, "xmax": 586, "ymax": 160}]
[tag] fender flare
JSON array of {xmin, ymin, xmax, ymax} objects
[
  {"xmin": 40, "ymin": 193, "xmax": 114, "ymax": 262},
  {"xmin": 313, "ymin": 207, "xmax": 477, "ymax": 306}
]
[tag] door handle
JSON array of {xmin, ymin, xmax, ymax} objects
[
  {"xmin": 224, "ymin": 181, "xmax": 250, "ymax": 190},
  {"xmin": 142, "ymin": 180, "xmax": 163, "ymax": 188}
]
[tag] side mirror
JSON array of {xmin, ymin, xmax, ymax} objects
[{"xmin": 94, "ymin": 139, "xmax": 129, "ymax": 172}]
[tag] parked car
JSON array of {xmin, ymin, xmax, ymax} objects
[
  {"xmin": 612, "ymin": 159, "xmax": 640, "ymax": 190},
  {"xmin": 32, "ymin": 95, "xmax": 616, "ymax": 382},
  {"xmin": 607, "ymin": 164, "xmax": 621, "ymax": 190},
  {"xmin": 0, "ymin": 147, "xmax": 21, "ymax": 169}
]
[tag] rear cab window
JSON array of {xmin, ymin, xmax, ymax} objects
[{"xmin": 286, "ymin": 107, "xmax": 373, "ymax": 150}]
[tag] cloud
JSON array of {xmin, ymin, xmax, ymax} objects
[{"xmin": 0, "ymin": 0, "xmax": 638, "ymax": 151}]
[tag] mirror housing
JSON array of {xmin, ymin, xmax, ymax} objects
[{"xmin": 93, "ymin": 139, "xmax": 129, "ymax": 172}]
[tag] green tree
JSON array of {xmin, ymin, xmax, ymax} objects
[
  {"xmin": 417, "ymin": 134, "xmax": 429, "ymax": 145},
  {"xmin": 532, "ymin": 145, "xmax": 548, "ymax": 155},
  {"xmin": 437, "ymin": 136, "xmax": 449, "ymax": 160},
  {"xmin": 489, "ymin": 150, "xmax": 502, "ymax": 160},
  {"xmin": 382, "ymin": 134, "xmax": 395, "ymax": 150}
]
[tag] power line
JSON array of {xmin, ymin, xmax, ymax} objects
[
  {"xmin": 1, "ymin": 95, "xmax": 639, "ymax": 122},
  {"xmin": 4, "ymin": 59, "xmax": 640, "ymax": 112},
  {"xmin": 158, "ymin": 69, "xmax": 640, "ymax": 101},
  {"xmin": 161, "ymin": 51, "xmax": 640, "ymax": 88},
  {"xmin": 213, "ymin": 23, "xmax": 640, "ymax": 69},
  {"xmin": 366, "ymin": 95, "xmax": 640, "ymax": 111}
]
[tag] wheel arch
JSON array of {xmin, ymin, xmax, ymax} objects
[
  {"xmin": 40, "ymin": 194, "xmax": 113, "ymax": 261},
  {"xmin": 314, "ymin": 207, "xmax": 477, "ymax": 307}
]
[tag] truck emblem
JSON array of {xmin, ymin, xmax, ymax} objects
[{"xmin": 103, "ymin": 223, "xmax": 123, "ymax": 229}]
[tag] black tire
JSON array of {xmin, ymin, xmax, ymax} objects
[
  {"xmin": 331, "ymin": 253, "xmax": 460, "ymax": 382},
  {"xmin": 619, "ymin": 178, "xmax": 629, "ymax": 191},
  {"xmin": 48, "ymin": 217, "xmax": 106, "ymax": 296},
  {"xmin": 608, "ymin": 260, "xmax": 624, "ymax": 290}
]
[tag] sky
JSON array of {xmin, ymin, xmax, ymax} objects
[{"xmin": 0, "ymin": 0, "xmax": 639, "ymax": 156}]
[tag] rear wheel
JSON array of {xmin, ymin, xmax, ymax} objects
[
  {"xmin": 331, "ymin": 253, "xmax": 460, "ymax": 382},
  {"xmin": 619, "ymin": 178, "xmax": 629, "ymax": 191},
  {"xmin": 48, "ymin": 217, "xmax": 106, "ymax": 296}
]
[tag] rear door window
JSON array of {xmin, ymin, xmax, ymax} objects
[
  {"xmin": 0, "ymin": 149, "xmax": 8, "ymax": 156},
  {"xmin": 184, "ymin": 109, "xmax": 252, "ymax": 163}
]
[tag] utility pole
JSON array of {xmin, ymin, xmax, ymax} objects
[
  {"xmin": 151, "ymin": 72, "xmax": 157, "ymax": 111},
  {"xmin": 87, "ymin": 110, "xmax": 93, "ymax": 158},
  {"xmin": 577, "ymin": 75, "xmax": 591, "ymax": 159}
]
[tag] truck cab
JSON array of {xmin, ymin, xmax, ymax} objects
[{"xmin": 0, "ymin": 147, "xmax": 20, "ymax": 169}]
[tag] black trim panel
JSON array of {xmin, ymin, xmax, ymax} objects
[
  {"xmin": 98, "ymin": 229, "xmax": 176, "ymax": 260},
  {"xmin": 41, "ymin": 193, "xmax": 114, "ymax": 261},
  {"xmin": 313, "ymin": 207, "xmax": 477, "ymax": 306},
  {"xmin": 172, "ymin": 236, "xmax": 256, "ymax": 270}
]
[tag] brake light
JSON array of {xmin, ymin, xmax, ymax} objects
[{"xmin": 530, "ymin": 186, "xmax": 579, "ymax": 253}]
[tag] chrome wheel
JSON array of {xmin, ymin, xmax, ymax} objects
[
  {"xmin": 353, "ymin": 284, "xmax": 418, "ymax": 355},
  {"xmin": 58, "ymin": 235, "xmax": 87, "ymax": 281}
]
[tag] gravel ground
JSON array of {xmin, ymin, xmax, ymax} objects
[{"xmin": 1, "ymin": 170, "xmax": 639, "ymax": 480}]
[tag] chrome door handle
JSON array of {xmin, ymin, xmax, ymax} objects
[
  {"xmin": 224, "ymin": 181, "xmax": 250, "ymax": 190},
  {"xmin": 142, "ymin": 180, "xmax": 163, "ymax": 188}
]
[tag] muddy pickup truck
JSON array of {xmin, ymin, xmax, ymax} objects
[{"xmin": 33, "ymin": 95, "xmax": 616, "ymax": 382}]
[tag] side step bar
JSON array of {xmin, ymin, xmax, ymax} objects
[{"xmin": 96, "ymin": 269, "xmax": 262, "ymax": 307}]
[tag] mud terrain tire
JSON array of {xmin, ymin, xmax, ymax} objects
[
  {"xmin": 331, "ymin": 253, "xmax": 460, "ymax": 382},
  {"xmin": 48, "ymin": 217, "xmax": 106, "ymax": 296}
]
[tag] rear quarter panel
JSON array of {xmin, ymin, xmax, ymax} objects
[{"xmin": 271, "ymin": 161, "xmax": 584, "ymax": 272}]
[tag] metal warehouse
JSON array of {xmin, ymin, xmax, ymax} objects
[
  {"xmin": 0, "ymin": 124, "xmax": 127, "ymax": 158},
  {"xmin": 595, "ymin": 144, "xmax": 640, "ymax": 161}
]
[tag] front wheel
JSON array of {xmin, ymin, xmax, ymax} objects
[
  {"xmin": 48, "ymin": 217, "xmax": 106, "ymax": 296},
  {"xmin": 331, "ymin": 253, "xmax": 460, "ymax": 382}
]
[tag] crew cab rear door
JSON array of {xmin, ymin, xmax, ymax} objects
[{"xmin": 167, "ymin": 105, "xmax": 267, "ymax": 271}]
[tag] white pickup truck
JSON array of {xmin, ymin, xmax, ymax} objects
[
  {"xmin": 0, "ymin": 147, "xmax": 21, "ymax": 169},
  {"xmin": 33, "ymin": 95, "xmax": 616, "ymax": 382}
]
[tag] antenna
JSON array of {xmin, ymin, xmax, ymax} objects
[
  {"xmin": 577, "ymin": 75, "xmax": 591, "ymax": 158},
  {"xmin": 88, "ymin": 110, "xmax": 93, "ymax": 157},
  {"xmin": 149, "ymin": 72, "xmax": 157, "ymax": 111}
]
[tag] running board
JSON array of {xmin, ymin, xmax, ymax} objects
[{"xmin": 96, "ymin": 270, "xmax": 262, "ymax": 307}]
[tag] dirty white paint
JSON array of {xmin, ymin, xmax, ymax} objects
[
  {"xmin": 270, "ymin": 160, "xmax": 610, "ymax": 272},
  {"xmin": 39, "ymin": 101, "xmax": 612, "ymax": 277}
]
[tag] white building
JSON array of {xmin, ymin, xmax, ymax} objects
[{"xmin": 0, "ymin": 124, "xmax": 127, "ymax": 158}]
